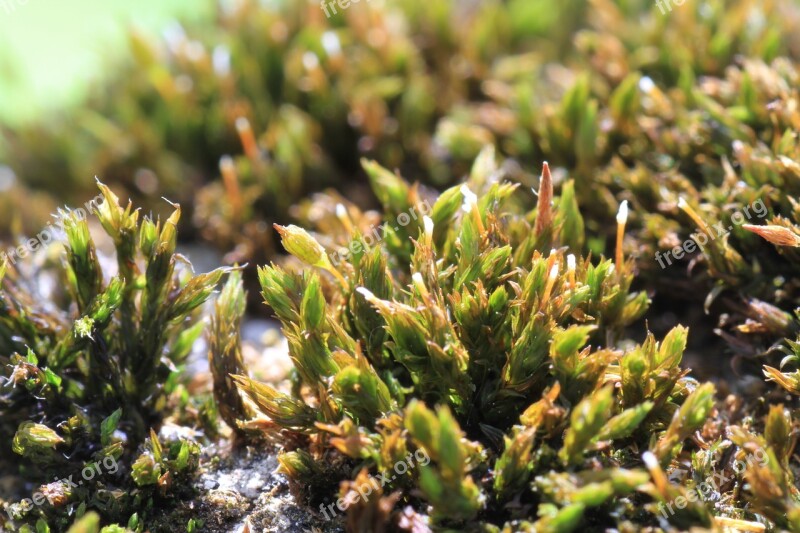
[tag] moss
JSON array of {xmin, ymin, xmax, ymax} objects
[
  {"xmin": 2, "ymin": 0, "xmax": 800, "ymax": 530},
  {"xmin": 223, "ymin": 154, "xmax": 799, "ymax": 531},
  {"xmin": 0, "ymin": 184, "xmax": 227, "ymax": 530}
]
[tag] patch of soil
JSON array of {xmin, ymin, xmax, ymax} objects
[{"xmin": 150, "ymin": 444, "xmax": 343, "ymax": 533}]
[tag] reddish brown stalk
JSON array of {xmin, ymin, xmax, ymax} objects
[
  {"xmin": 220, "ymin": 156, "xmax": 243, "ymax": 222},
  {"xmin": 235, "ymin": 117, "xmax": 260, "ymax": 161}
]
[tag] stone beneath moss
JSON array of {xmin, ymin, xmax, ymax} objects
[{"xmin": 151, "ymin": 444, "xmax": 341, "ymax": 533}]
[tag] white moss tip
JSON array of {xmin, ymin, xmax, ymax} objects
[
  {"xmin": 642, "ymin": 451, "xmax": 659, "ymax": 470},
  {"xmin": 460, "ymin": 185, "xmax": 478, "ymax": 213},
  {"xmin": 235, "ymin": 117, "xmax": 250, "ymax": 132},
  {"xmin": 423, "ymin": 216, "xmax": 434, "ymax": 238},
  {"xmin": 616, "ymin": 200, "xmax": 629, "ymax": 225},
  {"xmin": 356, "ymin": 287, "xmax": 376, "ymax": 301},
  {"xmin": 567, "ymin": 254, "xmax": 576, "ymax": 271},
  {"xmin": 321, "ymin": 31, "xmax": 342, "ymax": 56}
]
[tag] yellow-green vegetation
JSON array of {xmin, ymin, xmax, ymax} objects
[
  {"xmin": 0, "ymin": 185, "xmax": 224, "ymax": 531},
  {"xmin": 2, "ymin": 0, "xmax": 800, "ymax": 531},
  {"xmin": 222, "ymin": 154, "xmax": 800, "ymax": 531},
  {"xmin": 5, "ymin": 0, "xmax": 795, "ymax": 266}
]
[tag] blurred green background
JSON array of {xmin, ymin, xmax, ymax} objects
[{"xmin": 0, "ymin": 0, "xmax": 214, "ymax": 125}]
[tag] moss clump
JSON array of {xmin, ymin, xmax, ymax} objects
[
  {"xmin": 0, "ymin": 184, "xmax": 226, "ymax": 530},
  {"xmin": 5, "ymin": 0, "xmax": 797, "ymax": 271},
  {"xmin": 2, "ymin": 1, "xmax": 800, "ymax": 531},
  {"xmin": 219, "ymin": 153, "xmax": 799, "ymax": 531}
]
